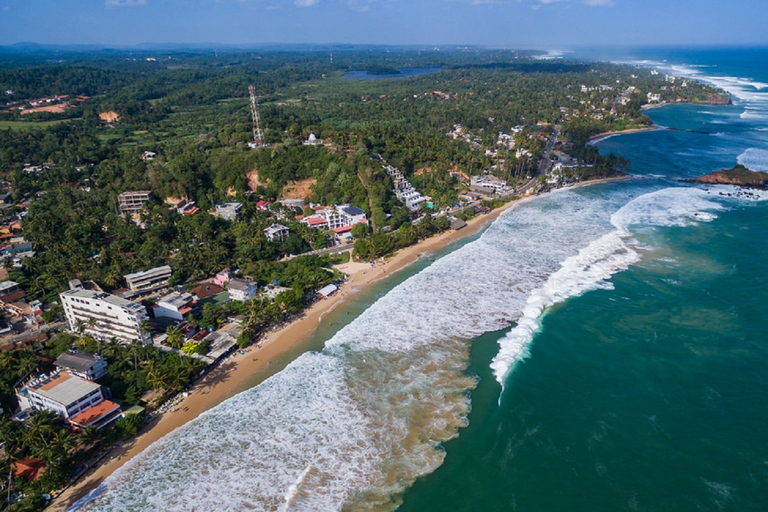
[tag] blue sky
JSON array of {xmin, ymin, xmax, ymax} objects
[{"xmin": 0, "ymin": 0, "xmax": 766, "ymax": 48}]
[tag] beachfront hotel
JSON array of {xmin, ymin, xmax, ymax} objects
[
  {"xmin": 16, "ymin": 370, "xmax": 122, "ymax": 430},
  {"xmin": 60, "ymin": 288, "xmax": 151, "ymax": 345}
]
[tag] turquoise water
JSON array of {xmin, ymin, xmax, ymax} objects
[
  {"xmin": 73, "ymin": 48, "xmax": 768, "ymax": 512},
  {"xmin": 399, "ymin": 50, "xmax": 768, "ymax": 511}
]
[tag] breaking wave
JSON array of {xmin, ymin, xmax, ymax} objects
[{"xmin": 71, "ymin": 183, "xmax": 761, "ymax": 512}]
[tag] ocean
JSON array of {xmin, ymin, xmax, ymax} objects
[{"xmin": 72, "ymin": 47, "xmax": 768, "ymax": 511}]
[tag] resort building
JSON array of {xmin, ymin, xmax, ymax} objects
[
  {"xmin": 54, "ymin": 352, "xmax": 108, "ymax": 381},
  {"xmin": 60, "ymin": 288, "xmax": 151, "ymax": 345},
  {"xmin": 153, "ymin": 291, "xmax": 196, "ymax": 321},
  {"xmin": 302, "ymin": 204, "xmax": 368, "ymax": 233},
  {"xmin": 385, "ymin": 165, "xmax": 429, "ymax": 212},
  {"xmin": 117, "ymin": 190, "xmax": 152, "ymax": 217},
  {"xmin": 228, "ymin": 278, "xmax": 258, "ymax": 302},
  {"xmin": 470, "ymin": 174, "xmax": 511, "ymax": 195},
  {"xmin": 264, "ymin": 223, "xmax": 290, "ymax": 242},
  {"xmin": 124, "ymin": 265, "xmax": 172, "ymax": 293},
  {"xmin": 16, "ymin": 370, "xmax": 122, "ymax": 429}
]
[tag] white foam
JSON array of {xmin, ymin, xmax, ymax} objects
[
  {"xmin": 490, "ymin": 185, "xmax": 738, "ymax": 385},
  {"xmin": 737, "ymin": 148, "xmax": 768, "ymax": 172},
  {"xmin": 70, "ymin": 183, "xmax": 762, "ymax": 511},
  {"xmin": 490, "ymin": 230, "xmax": 639, "ymax": 384}
]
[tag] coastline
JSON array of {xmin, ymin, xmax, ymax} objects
[
  {"xmin": 49, "ymin": 196, "xmax": 514, "ymax": 512},
  {"xmin": 588, "ymin": 125, "xmax": 659, "ymax": 144}
]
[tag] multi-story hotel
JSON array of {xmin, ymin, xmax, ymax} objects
[
  {"xmin": 60, "ymin": 288, "xmax": 151, "ymax": 345},
  {"xmin": 16, "ymin": 370, "xmax": 121, "ymax": 430}
]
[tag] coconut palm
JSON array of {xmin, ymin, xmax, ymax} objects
[{"xmin": 165, "ymin": 325, "xmax": 184, "ymax": 349}]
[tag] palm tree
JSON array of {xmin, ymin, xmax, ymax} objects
[
  {"xmin": 77, "ymin": 426, "xmax": 100, "ymax": 449},
  {"xmin": 165, "ymin": 325, "xmax": 184, "ymax": 349},
  {"xmin": 48, "ymin": 430, "xmax": 76, "ymax": 463}
]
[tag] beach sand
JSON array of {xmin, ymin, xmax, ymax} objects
[{"xmin": 49, "ymin": 202, "xmax": 513, "ymax": 511}]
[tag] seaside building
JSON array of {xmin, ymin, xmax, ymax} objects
[
  {"xmin": 385, "ymin": 165, "xmax": 429, "ymax": 212},
  {"xmin": 118, "ymin": 191, "xmax": 152, "ymax": 217},
  {"xmin": 301, "ymin": 204, "xmax": 368, "ymax": 233},
  {"xmin": 124, "ymin": 265, "xmax": 172, "ymax": 294},
  {"xmin": 470, "ymin": 174, "xmax": 511, "ymax": 195},
  {"xmin": 227, "ymin": 278, "xmax": 258, "ymax": 302},
  {"xmin": 214, "ymin": 269, "xmax": 232, "ymax": 287},
  {"xmin": 15, "ymin": 370, "xmax": 122, "ymax": 429},
  {"xmin": 60, "ymin": 288, "xmax": 151, "ymax": 345},
  {"xmin": 153, "ymin": 291, "xmax": 196, "ymax": 321},
  {"xmin": 54, "ymin": 351, "xmax": 108, "ymax": 381}
]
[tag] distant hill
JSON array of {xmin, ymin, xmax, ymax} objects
[{"xmin": 691, "ymin": 164, "xmax": 768, "ymax": 187}]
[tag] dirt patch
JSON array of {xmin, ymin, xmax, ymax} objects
[
  {"xmin": 21, "ymin": 104, "xmax": 69, "ymax": 115},
  {"xmin": 99, "ymin": 111, "xmax": 121, "ymax": 123},
  {"xmin": 246, "ymin": 169, "xmax": 267, "ymax": 191},
  {"xmin": 281, "ymin": 178, "xmax": 316, "ymax": 200}
]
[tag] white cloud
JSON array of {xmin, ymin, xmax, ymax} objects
[
  {"xmin": 582, "ymin": 0, "xmax": 614, "ymax": 6},
  {"xmin": 105, "ymin": 0, "xmax": 146, "ymax": 6},
  {"xmin": 295, "ymin": 0, "xmax": 319, "ymax": 5}
]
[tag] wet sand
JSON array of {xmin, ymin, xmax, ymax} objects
[{"xmin": 50, "ymin": 202, "xmax": 514, "ymax": 511}]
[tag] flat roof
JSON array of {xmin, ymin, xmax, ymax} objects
[
  {"xmin": 124, "ymin": 265, "xmax": 172, "ymax": 281},
  {"xmin": 61, "ymin": 288, "xmax": 145, "ymax": 312},
  {"xmin": 69, "ymin": 400, "xmax": 120, "ymax": 427},
  {"xmin": 29, "ymin": 372, "xmax": 100, "ymax": 406},
  {"xmin": 54, "ymin": 352, "xmax": 102, "ymax": 373}
]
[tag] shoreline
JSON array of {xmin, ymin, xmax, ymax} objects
[
  {"xmin": 49, "ymin": 195, "xmax": 514, "ymax": 511},
  {"xmin": 588, "ymin": 125, "xmax": 659, "ymax": 144}
]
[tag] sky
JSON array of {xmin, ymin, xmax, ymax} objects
[{"xmin": 0, "ymin": 0, "xmax": 766, "ymax": 49}]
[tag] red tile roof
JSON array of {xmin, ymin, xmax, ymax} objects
[{"xmin": 69, "ymin": 400, "xmax": 121, "ymax": 428}]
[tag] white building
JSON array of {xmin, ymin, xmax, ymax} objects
[
  {"xmin": 213, "ymin": 202, "xmax": 242, "ymax": 221},
  {"xmin": 60, "ymin": 288, "xmax": 151, "ymax": 345},
  {"xmin": 471, "ymin": 174, "xmax": 511, "ymax": 195},
  {"xmin": 264, "ymin": 223, "xmax": 290, "ymax": 242},
  {"xmin": 228, "ymin": 278, "xmax": 258, "ymax": 302},
  {"xmin": 153, "ymin": 291, "xmax": 196, "ymax": 321},
  {"xmin": 54, "ymin": 352, "xmax": 108, "ymax": 381},
  {"xmin": 16, "ymin": 371, "xmax": 121, "ymax": 429},
  {"xmin": 124, "ymin": 265, "xmax": 172, "ymax": 293},
  {"xmin": 302, "ymin": 205, "xmax": 368, "ymax": 232}
]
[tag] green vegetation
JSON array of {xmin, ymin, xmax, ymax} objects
[{"xmin": 0, "ymin": 48, "xmax": 728, "ymax": 509}]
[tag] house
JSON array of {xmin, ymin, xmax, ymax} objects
[
  {"xmin": 213, "ymin": 202, "xmax": 242, "ymax": 221},
  {"xmin": 153, "ymin": 291, "xmax": 196, "ymax": 321},
  {"xmin": 16, "ymin": 370, "xmax": 122, "ymax": 429},
  {"xmin": 191, "ymin": 283, "xmax": 224, "ymax": 300},
  {"xmin": 124, "ymin": 265, "xmax": 172, "ymax": 293},
  {"xmin": 255, "ymin": 200, "xmax": 271, "ymax": 211},
  {"xmin": 303, "ymin": 132, "xmax": 321, "ymax": 146},
  {"xmin": 213, "ymin": 269, "xmax": 232, "ymax": 287},
  {"xmin": 60, "ymin": 288, "xmax": 151, "ymax": 345},
  {"xmin": 264, "ymin": 223, "xmax": 290, "ymax": 242},
  {"xmin": 141, "ymin": 151, "xmax": 157, "ymax": 161},
  {"xmin": 54, "ymin": 351, "xmax": 108, "ymax": 381},
  {"xmin": 227, "ymin": 278, "xmax": 258, "ymax": 302}
]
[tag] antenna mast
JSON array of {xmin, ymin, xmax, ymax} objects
[{"xmin": 249, "ymin": 84, "xmax": 264, "ymax": 147}]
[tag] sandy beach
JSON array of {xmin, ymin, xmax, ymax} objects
[
  {"xmin": 588, "ymin": 125, "xmax": 659, "ymax": 143},
  {"xmin": 49, "ymin": 200, "xmax": 515, "ymax": 511}
]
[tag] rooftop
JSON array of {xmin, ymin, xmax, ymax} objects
[
  {"xmin": 26, "ymin": 372, "xmax": 100, "ymax": 406},
  {"xmin": 68, "ymin": 400, "xmax": 120, "ymax": 428},
  {"xmin": 54, "ymin": 352, "xmax": 103, "ymax": 373},
  {"xmin": 61, "ymin": 288, "xmax": 146, "ymax": 313}
]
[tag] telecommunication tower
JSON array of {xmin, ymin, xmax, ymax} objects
[{"xmin": 248, "ymin": 85, "xmax": 264, "ymax": 148}]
